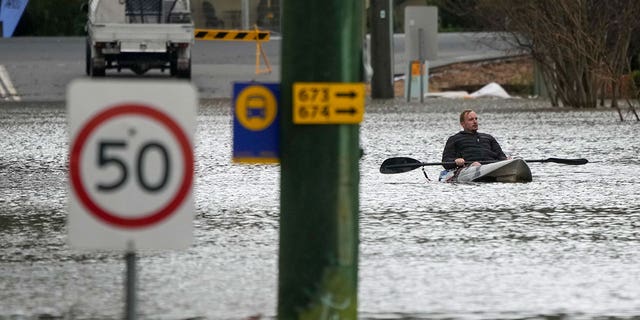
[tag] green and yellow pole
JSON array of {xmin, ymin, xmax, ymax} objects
[{"xmin": 278, "ymin": 1, "xmax": 363, "ymax": 319}]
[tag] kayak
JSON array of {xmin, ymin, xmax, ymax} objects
[
  {"xmin": 380, "ymin": 156, "xmax": 585, "ymax": 181},
  {"xmin": 439, "ymin": 159, "xmax": 532, "ymax": 183},
  {"xmin": 439, "ymin": 159, "xmax": 532, "ymax": 182}
]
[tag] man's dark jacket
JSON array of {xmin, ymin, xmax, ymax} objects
[{"xmin": 441, "ymin": 131, "xmax": 507, "ymax": 169}]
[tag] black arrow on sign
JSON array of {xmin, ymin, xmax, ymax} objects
[
  {"xmin": 335, "ymin": 107, "xmax": 358, "ymax": 115},
  {"xmin": 335, "ymin": 91, "xmax": 358, "ymax": 99}
]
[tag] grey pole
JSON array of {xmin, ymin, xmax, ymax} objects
[
  {"xmin": 406, "ymin": 60, "xmax": 412, "ymax": 102},
  {"xmin": 125, "ymin": 243, "xmax": 136, "ymax": 320},
  {"xmin": 370, "ymin": 0, "xmax": 394, "ymax": 99},
  {"xmin": 242, "ymin": 0, "xmax": 250, "ymax": 29},
  {"xmin": 418, "ymin": 28, "xmax": 424, "ymax": 103}
]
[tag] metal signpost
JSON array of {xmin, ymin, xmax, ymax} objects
[{"xmin": 67, "ymin": 79, "xmax": 196, "ymax": 319}]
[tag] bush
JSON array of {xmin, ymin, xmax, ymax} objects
[
  {"xmin": 632, "ymin": 70, "xmax": 640, "ymax": 89},
  {"xmin": 14, "ymin": 0, "xmax": 86, "ymax": 36}
]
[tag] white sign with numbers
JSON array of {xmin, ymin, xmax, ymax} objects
[{"xmin": 67, "ymin": 79, "xmax": 196, "ymax": 250}]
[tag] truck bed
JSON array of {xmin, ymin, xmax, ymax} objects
[{"xmin": 88, "ymin": 22, "xmax": 194, "ymax": 52}]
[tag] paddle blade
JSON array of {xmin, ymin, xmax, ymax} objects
[
  {"xmin": 544, "ymin": 158, "xmax": 589, "ymax": 165},
  {"xmin": 380, "ymin": 157, "xmax": 423, "ymax": 174}
]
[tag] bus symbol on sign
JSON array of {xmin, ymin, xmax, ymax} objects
[
  {"xmin": 246, "ymin": 95, "xmax": 267, "ymax": 120},
  {"xmin": 235, "ymin": 85, "xmax": 277, "ymax": 131}
]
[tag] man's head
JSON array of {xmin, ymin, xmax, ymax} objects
[{"xmin": 459, "ymin": 109, "xmax": 478, "ymax": 133}]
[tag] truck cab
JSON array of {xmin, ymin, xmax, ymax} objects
[{"xmin": 86, "ymin": 0, "xmax": 194, "ymax": 78}]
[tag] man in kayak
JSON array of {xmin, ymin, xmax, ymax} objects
[{"xmin": 441, "ymin": 109, "xmax": 508, "ymax": 170}]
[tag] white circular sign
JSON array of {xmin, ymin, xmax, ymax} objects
[{"xmin": 69, "ymin": 104, "xmax": 193, "ymax": 229}]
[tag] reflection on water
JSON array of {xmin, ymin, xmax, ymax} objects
[{"xmin": 1, "ymin": 99, "xmax": 639, "ymax": 319}]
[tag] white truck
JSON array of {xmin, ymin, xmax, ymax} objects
[{"xmin": 85, "ymin": 0, "xmax": 194, "ymax": 78}]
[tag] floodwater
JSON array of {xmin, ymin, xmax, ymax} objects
[{"xmin": 1, "ymin": 98, "xmax": 639, "ymax": 319}]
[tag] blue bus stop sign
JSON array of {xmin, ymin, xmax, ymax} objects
[
  {"xmin": 1, "ymin": 0, "xmax": 29, "ymax": 37},
  {"xmin": 232, "ymin": 82, "xmax": 280, "ymax": 163}
]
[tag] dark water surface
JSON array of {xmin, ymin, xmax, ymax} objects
[{"xmin": 1, "ymin": 99, "xmax": 639, "ymax": 319}]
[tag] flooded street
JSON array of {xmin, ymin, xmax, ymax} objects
[{"xmin": 1, "ymin": 98, "xmax": 639, "ymax": 319}]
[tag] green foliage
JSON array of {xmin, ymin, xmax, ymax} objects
[
  {"xmin": 14, "ymin": 0, "xmax": 86, "ymax": 36},
  {"xmin": 428, "ymin": 0, "xmax": 484, "ymax": 32},
  {"xmin": 14, "ymin": 0, "xmax": 483, "ymax": 36},
  {"xmin": 392, "ymin": 0, "xmax": 486, "ymax": 33},
  {"xmin": 632, "ymin": 70, "xmax": 640, "ymax": 89}
]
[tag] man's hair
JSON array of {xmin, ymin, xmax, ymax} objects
[{"xmin": 459, "ymin": 109, "xmax": 475, "ymax": 123}]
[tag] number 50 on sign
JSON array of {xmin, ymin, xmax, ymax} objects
[{"xmin": 67, "ymin": 80, "xmax": 197, "ymax": 250}]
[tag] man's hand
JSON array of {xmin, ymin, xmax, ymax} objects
[{"xmin": 456, "ymin": 158, "xmax": 481, "ymax": 167}]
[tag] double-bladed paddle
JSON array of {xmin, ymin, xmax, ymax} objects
[{"xmin": 379, "ymin": 156, "xmax": 588, "ymax": 174}]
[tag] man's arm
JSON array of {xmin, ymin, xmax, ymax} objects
[
  {"xmin": 441, "ymin": 136, "xmax": 458, "ymax": 169},
  {"xmin": 489, "ymin": 135, "xmax": 508, "ymax": 160}
]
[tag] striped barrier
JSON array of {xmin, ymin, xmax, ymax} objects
[
  {"xmin": 194, "ymin": 27, "xmax": 272, "ymax": 74},
  {"xmin": 194, "ymin": 29, "xmax": 270, "ymax": 42}
]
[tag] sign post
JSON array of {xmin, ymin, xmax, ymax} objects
[
  {"xmin": 278, "ymin": 1, "xmax": 363, "ymax": 316},
  {"xmin": 67, "ymin": 79, "xmax": 197, "ymax": 319}
]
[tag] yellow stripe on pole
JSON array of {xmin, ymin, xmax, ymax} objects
[{"xmin": 194, "ymin": 29, "xmax": 271, "ymax": 41}]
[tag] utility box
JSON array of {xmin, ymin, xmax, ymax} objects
[{"xmin": 404, "ymin": 6, "xmax": 438, "ymax": 99}]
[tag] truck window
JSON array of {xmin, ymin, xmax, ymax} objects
[{"xmin": 125, "ymin": 0, "xmax": 162, "ymax": 23}]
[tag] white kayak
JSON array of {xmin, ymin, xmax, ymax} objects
[{"xmin": 439, "ymin": 159, "xmax": 532, "ymax": 183}]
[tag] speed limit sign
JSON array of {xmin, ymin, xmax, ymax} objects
[{"xmin": 67, "ymin": 79, "xmax": 197, "ymax": 250}]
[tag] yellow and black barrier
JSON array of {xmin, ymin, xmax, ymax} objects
[
  {"xmin": 194, "ymin": 27, "xmax": 272, "ymax": 74},
  {"xmin": 194, "ymin": 29, "xmax": 270, "ymax": 42}
]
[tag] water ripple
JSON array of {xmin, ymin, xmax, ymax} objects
[{"xmin": 2, "ymin": 100, "xmax": 640, "ymax": 319}]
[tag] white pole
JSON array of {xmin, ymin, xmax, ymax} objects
[{"xmin": 242, "ymin": 0, "xmax": 250, "ymax": 29}]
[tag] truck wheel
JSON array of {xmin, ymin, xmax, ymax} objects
[
  {"xmin": 90, "ymin": 59, "xmax": 105, "ymax": 77},
  {"xmin": 85, "ymin": 39, "xmax": 91, "ymax": 76},
  {"xmin": 170, "ymin": 59, "xmax": 177, "ymax": 76},
  {"xmin": 177, "ymin": 58, "xmax": 191, "ymax": 79},
  {"xmin": 91, "ymin": 66, "xmax": 106, "ymax": 77}
]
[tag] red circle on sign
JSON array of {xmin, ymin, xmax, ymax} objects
[{"xmin": 69, "ymin": 104, "xmax": 193, "ymax": 229}]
